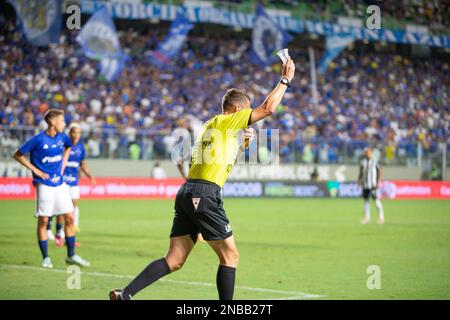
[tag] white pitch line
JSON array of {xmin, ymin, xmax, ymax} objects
[{"xmin": 0, "ymin": 264, "xmax": 323, "ymax": 299}]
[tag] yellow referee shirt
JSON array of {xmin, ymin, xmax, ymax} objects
[{"xmin": 188, "ymin": 108, "xmax": 252, "ymax": 187}]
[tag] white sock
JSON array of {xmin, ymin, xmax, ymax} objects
[
  {"xmin": 364, "ymin": 201, "xmax": 370, "ymax": 219},
  {"xmin": 375, "ymin": 199, "xmax": 384, "ymax": 220},
  {"xmin": 74, "ymin": 206, "xmax": 80, "ymax": 227}
]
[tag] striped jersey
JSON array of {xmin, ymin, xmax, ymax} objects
[{"xmin": 360, "ymin": 158, "xmax": 380, "ymax": 189}]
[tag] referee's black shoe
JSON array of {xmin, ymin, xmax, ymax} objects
[{"xmin": 109, "ymin": 289, "xmax": 131, "ymax": 300}]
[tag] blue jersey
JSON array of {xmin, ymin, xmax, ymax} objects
[
  {"xmin": 63, "ymin": 141, "xmax": 86, "ymax": 187},
  {"xmin": 18, "ymin": 131, "xmax": 72, "ymax": 187}
]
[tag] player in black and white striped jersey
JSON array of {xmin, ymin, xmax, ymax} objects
[{"xmin": 358, "ymin": 147, "xmax": 385, "ymax": 225}]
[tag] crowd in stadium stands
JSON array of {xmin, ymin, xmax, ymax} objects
[
  {"xmin": 267, "ymin": 0, "xmax": 450, "ymax": 30},
  {"xmin": 0, "ymin": 17, "xmax": 449, "ymax": 164},
  {"xmin": 334, "ymin": 0, "xmax": 449, "ymax": 29}
]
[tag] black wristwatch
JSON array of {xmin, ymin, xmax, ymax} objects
[{"xmin": 280, "ymin": 77, "xmax": 291, "ymax": 88}]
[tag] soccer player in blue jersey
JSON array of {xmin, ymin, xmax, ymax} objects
[
  {"xmin": 13, "ymin": 109, "xmax": 90, "ymax": 268},
  {"xmin": 63, "ymin": 123, "xmax": 96, "ymax": 233},
  {"xmin": 50, "ymin": 122, "xmax": 96, "ymax": 247}
]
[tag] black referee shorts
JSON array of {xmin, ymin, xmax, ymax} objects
[
  {"xmin": 362, "ymin": 188, "xmax": 378, "ymax": 200},
  {"xmin": 170, "ymin": 179, "xmax": 232, "ymax": 243}
]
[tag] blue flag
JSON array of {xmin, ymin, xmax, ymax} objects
[
  {"xmin": 318, "ymin": 33, "xmax": 355, "ymax": 74},
  {"xmin": 149, "ymin": 10, "xmax": 193, "ymax": 68},
  {"xmin": 76, "ymin": 6, "xmax": 122, "ymax": 60},
  {"xmin": 76, "ymin": 6, "xmax": 125, "ymax": 82},
  {"xmin": 7, "ymin": 0, "xmax": 61, "ymax": 46},
  {"xmin": 252, "ymin": 5, "xmax": 292, "ymax": 66}
]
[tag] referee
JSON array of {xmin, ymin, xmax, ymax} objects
[
  {"xmin": 358, "ymin": 147, "xmax": 385, "ymax": 225},
  {"xmin": 110, "ymin": 58, "xmax": 295, "ymax": 300}
]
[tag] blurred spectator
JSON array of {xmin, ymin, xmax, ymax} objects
[
  {"xmin": 151, "ymin": 162, "xmax": 167, "ymax": 179},
  {"xmin": 87, "ymin": 134, "xmax": 101, "ymax": 158},
  {"xmin": 384, "ymin": 142, "xmax": 396, "ymax": 165},
  {"xmin": 310, "ymin": 167, "xmax": 319, "ymax": 182},
  {"xmin": 106, "ymin": 133, "xmax": 119, "ymax": 159},
  {"xmin": 302, "ymin": 144, "xmax": 314, "ymax": 164},
  {"xmin": 129, "ymin": 141, "xmax": 141, "ymax": 160}
]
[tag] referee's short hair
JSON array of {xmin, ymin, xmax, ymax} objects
[
  {"xmin": 221, "ymin": 88, "xmax": 250, "ymax": 113},
  {"xmin": 44, "ymin": 109, "xmax": 64, "ymax": 124}
]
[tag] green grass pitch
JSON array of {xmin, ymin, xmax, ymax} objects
[{"xmin": 0, "ymin": 198, "xmax": 449, "ymax": 300}]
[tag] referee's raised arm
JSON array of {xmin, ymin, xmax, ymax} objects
[{"xmin": 249, "ymin": 57, "xmax": 295, "ymax": 125}]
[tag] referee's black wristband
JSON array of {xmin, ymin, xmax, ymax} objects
[{"xmin": 280, "ymin": 77, "xmax": 291, "ymax": 88}]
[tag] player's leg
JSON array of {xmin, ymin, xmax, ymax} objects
[
  {"xmin": 35, "ymin": 184, "xmax": 55, "ymax": 268},
  {"xmin": 70, "ymin": 186, "xmax": 81, "ymax": 232},
  {"xmin": 55, "ymin": 214, "xmax": 65, "ymax": 247},
  {"xmin": 37, "ymin": 216, "xmax": 50, "ymax": 247},
  {"xmin": 130, "ymin": 236, "xmax": 194, "ymax": 295},
  {"xmin": 46, "ymin": 216, "xmax": 55, "ymax": 241},
  {"xmin": 54, "ymin": 183, "xmax": 89, "ymax": 266},
  {"xmin": 63, "ymin": 212, "xmax": 75, "ymax": 253},
  {"xmin": 62, "ymin": 210, "xmax": 89, "ymax": 266},
  {"xmin": 37, "ymin": 216, "xmax": 53, "ymax": 268},
  {"xmin": 71, "ymin": 197, "xmax": 81, "ymax": 247},
  {"xmin": 165, "ymin": 234, "xmax": 196, "ymax": 272},
  {"xmin": 110, "ymin": 235, "xmax": 195, "ymax": 300},
  {"xmin": 110, "ymin": 183, "xmax": 197, "ymax": 300},
  {"xmin": 207, "ymin": 236, "xmax": 239, "ymax": 300},
  {"xmin": 191, "ymin": 181, "xmax": 236, "ymax": 299},
  {"xmin": 73, "ymin": 199, "xmax": 80, "ymax": 231},
  {"xmin": 361, "ymin": 189, "xmax": 371, "ymax": 224},
  {"xmin": 372, "ymin": 189, "xmax": 384, "ymax": 224},
  {"xmin": 56, "ymin": 215, "xmax": 64, "ymax": 236}
]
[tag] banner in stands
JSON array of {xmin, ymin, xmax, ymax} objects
[
  {"xmin": 1, "ymin": 178, "xmax": 449, "ymax": 200},
  {"xmin": 80, "ymin": 0, "xmax": 450, "ymax": 48}
]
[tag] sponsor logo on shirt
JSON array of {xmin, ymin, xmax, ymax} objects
[
  {"xmin": 66, "ymin": 161, "xmax": 80, "ymax": 168},
  {"xmin": 42, "ymin": 155, "xmax": 62, "ymax": 163},
  {"xmin": 64, "ymin": 175, "xmax": 77, "ymax": 182},
  {"xmin": 50, "ymin": 175, "xmax": 61, "ymax": 184},
  {"xmin": 43, "ymin": 144, "xmax": 49, "ymax": 149},
  {"xmin": 70, "ymin": 148, "xmax": 82, "ymax": 156}
]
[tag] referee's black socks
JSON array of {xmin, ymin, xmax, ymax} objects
[
  {"xmin": 216, "ymin": 265, "xmax": 236, "ymax": 300},
  {"xmin": 122, "ymin": 259, "xmax": 236, "ymax": 300},
  {"xmin": 123, "ymin": 257, "xmax": 171, "ymax": 298}
]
